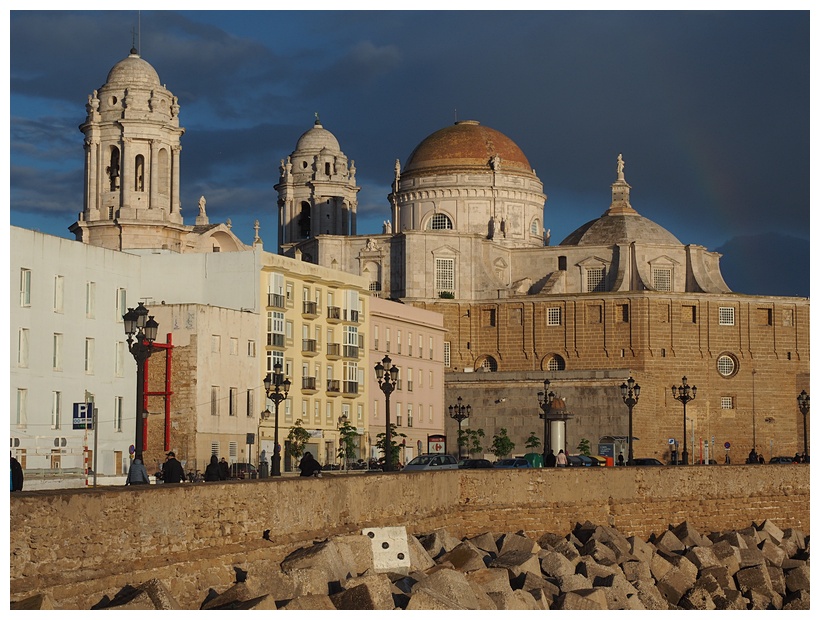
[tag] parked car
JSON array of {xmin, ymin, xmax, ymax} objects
[
  {"xmin": 402, "ymin": 454, "xmax": 459, "ymax": 471},
  {"xmin": 229, "ymin": 462, "xmax": 258, "ymax": 479},
  {"xmin": 459, "ymin": 458, "xmax": 493, "ymax": 469},
  {"xmin": 769, "ymin": 456, "xmax": 796, "ymax": 464},
  {"xmin": 494, "ymin": 458, "xmax": 531, "ymax": 469},
  {"xmin": 632, "ymin": 457, "xmax": 664, "ymax": 466}
]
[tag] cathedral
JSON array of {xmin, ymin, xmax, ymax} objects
[{"xmin": 276, "ymin": 117, "xmax": 809, "ymax": 464}]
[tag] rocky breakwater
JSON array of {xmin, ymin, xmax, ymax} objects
[{"xmin": 12, "ymin": 519, "xmax": 809, "ymax": 610}]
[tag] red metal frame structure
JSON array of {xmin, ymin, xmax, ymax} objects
[{"xmin": 143, "ymin": 333, "xmax": 175, "ymax": 452}]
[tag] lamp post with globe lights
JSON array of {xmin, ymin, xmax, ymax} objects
[
  {"xmin": 538, "ymin": 379, "xmax": 556, "ymax": 465},
  {"xmin": 123, "ymin": 302, "xmax": 159, "ymax": 457},
  {"xmin": 620, "ymin": 377, "xmax": 641, "ymax": 465},
  {"xmin": 671, "ymin": 376, "xmax": 697, "ymax": 465},
  {"xmin": 264, "ymin": 364, "xmax": 291, "ymax": 476},
  {"xmin": 797, "ymin": 390, "xmax": 809, "ymax": 461},
  {"xmin": 449, "ymin": 397, "xmax": 472, "ymax": 459},
  {"xmin": 374, "ymin": 355, "xmax": 399, "ymax": 471}
]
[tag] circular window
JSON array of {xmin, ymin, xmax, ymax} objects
[{"xmin": 717, "ymin": 353, "xmax": 738, "ymax": 378}]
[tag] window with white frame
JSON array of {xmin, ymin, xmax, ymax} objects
[
  {"xmin": 52, "ymin": 391, "xmax": 62, "ymax": 429},
  {"xmin": 248, "ymin": 340, "xmax": 256, "ymax": 357},
  {"xmin": 86, "ymin": 281, "xmax": 96, "ymax": 318},
  {"xmin": 407, "ymin": 368, "xmax": 413, "ymax": 392},
  {"xmin": 357, "ymin": 403, "xmax": 363, "ymax": 422},
  {"xmin": 116, "ymin": 288, "xmax": 127, "ymax": 320},
  {"xmin": 85, "ymin": 338, "xmax": 95, "ymax": 373},
  {"xmin": 586, "ymin": 267, "xmax": 606, "ymax": 293},
  {"xmin": 16, "ymin": 388, "xmax": 27, "ymax": 426},
  {"xmin": 229, "ymin": 388, "xmax": 238, "ymax": 416},
  {"xmin": 229, "ymin": 442, "xmax": 238, "ymax": 460},
  {"xmin": 721, "ymin": 396, "xmax": 734, "ymax": 409},
  {"xmin": 18, "ymin": 328, "xmax": 29, "ymax": 368},
  {"xmin": 114, "ymin": 396, "xmax": 123, "ymax": 431},
  {"xmin": 444, "ymin": 341, "xmax": 450, "ymax": 367},
  {"xmin": 247, "ymin": 389, "xmax": 254, "ymax": 417},
  {"xmin": 547, "ymin": 307, "xmax": 561, "ymax": 326},
  {"xmin": 397, "ymin": 329, "xmax": 402, "ymax": 354},
  {"xmin": 53, "ymin": 275, "xmax": 64, "ymax": 312},
  {"xmin": 53, "ymin": 333, "xmax": 63, "ymax": 370},
  {"xmin": 396, "ymin": 402, "xmax": 402, "ymax": 426},
  {"xmin": 211, "ymin": 386, "xmax": 219, "ymax": 415},
  {"xmin": 20, "ymin": 268, "xmax": 31, "ymax": 307},
  {"xmin": 407, "ymin": 404, "xmax": 413, "ymax": 427},
  {"xmin": 530, "ymin": 219, "xmax": 540, "ymax": 236},
  {"xmin": 653, "ymin": 268, "xmax": 672, "ymax": 292},
  {"xmin": 115, "ymin": 341, "xmax": 125, "ymax": 377},
  {"xmin": 211, "ymin": 335, "xmax": 221, "ymax": 353},
  {"xmin": 436, "ymin": 258, "xmax": 455, "ymax": 293},
  {"xmin": 211, "ymin": 442, "xmax": 220, "ymax": 457},
  {"xmin": 266, "ymin": 350, "xmax": 284, "ymax": 374},
  {"xmin": 719, "ymin": 307, "xmax": 735, "ymax": 326},
  {"xmin": 429, "ymin": 336, "xmax": 433, "ymax": 360},
  {"xmin": 717, "ymin": 354, "xmax": 737, "ymax": 377}
]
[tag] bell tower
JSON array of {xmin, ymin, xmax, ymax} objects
[
  {"xmin": 275, "ymin": 117, "xmax": 360, "ymax": 254},
  {"xmin": 70, "ymin": 48, "xmax": 187, "ymax": 251}
]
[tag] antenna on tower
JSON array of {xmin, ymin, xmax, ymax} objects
[{"xmin": 130, "ymin": 11, "xmax": 141, "ymax": 54}]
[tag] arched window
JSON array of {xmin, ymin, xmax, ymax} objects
[
  {"xmin": 325, "ymin": 162, "xmax": 331, "ymax": 176},
  {"xmin": 369, "ymin": 281, "xmax": 381, "ymax": 292},
  {"xmin": 157, "ymin": 149, "xmax": 169, "ymax": 196},
  {"xmin": 428, "ymin": 213, "xmax": 453, "ymax": 230},
  {"xmin": 298, "ymin": 202, "xmax": 311, "ymax": 239},
  {"xmin": 108, "ymin": 146, "xmax": 120, "ymax": 191},
  {"xmin": 542, "ymin": 354, "xmax": 566, "ymax": 371},
  {"xmin": 530, "ymin": 219, "xmax": 540, "ymax": 236},
  {"xmin": 134, "ymin": 155, "xmax": 145, "ymax": 192},
  {"xmin": 478, "ymin": 356, "xmax": 498, "ymax": 372}
]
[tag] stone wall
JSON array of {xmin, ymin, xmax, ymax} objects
[{"xmin": 9, "ymin": 465, "xmax": 809, "ymax": 609}]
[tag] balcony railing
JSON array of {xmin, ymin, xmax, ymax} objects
[
  {"xmin": 326, "ymin": 343, "xmax": 341, "ymax": 358},
  {"xmin": 302, "ymin": 339, "xmax": 317, "ymax": 354},
  {"xmin": 302, "ymin": 376, "xmax": 317, "ymax": 391},
  {"xmin": 302, "ymin": 300, "xmax": 318, "ymax": 316},
  {"xmin": 342, "ymin": 381, "xmax": 359, "ymax": 396},
  {"xmin": 342, "ymin": 345, "xmax": 359, "ymax": 359},
  {"xmin": 268, "ymin": 293, "xmax": 286, "ymax": 309},
  {"xmin": 267, "ymin": 333, "xmax": 285, "ymax": 347},
  {"xmin": 327, "ymin": 306, "xmax": 341, "ymax": 321},
  {"xmin": 327, "ymin": 379, "xmax": 340, "ymax": 393},
  {"xmin": 343, "ymin": 309, "xmax": 360, "ymax": 323}
]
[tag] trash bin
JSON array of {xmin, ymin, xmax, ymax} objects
[
  {"xmin": 523, "ymin": 452, "xmax": 543, "ymax": 468},
  {"xmin": 605, "ymin": 456, "xmax": 614, "ymax": 467}
]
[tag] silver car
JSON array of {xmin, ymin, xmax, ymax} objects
[{"xmin": 402, "ymin": 454, "xmax": 459, "ymax": 471}]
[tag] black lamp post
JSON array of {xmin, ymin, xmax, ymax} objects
[
  {"xmin": 620, "ymin": 377, "xmax": 640, "ymax": 465},
  {"xmin": 797, "ymin": 390, "xmax": 810, "ymax": 460},
  {"xmin": 374, "ymin": 355, "xmax": 399, "ymax": 472},
  {"xmin": 123, "ymin": 302, "xmax": 159, "ymax": 457},
  {"xmin": 264, "ymin": 363, "xmax": 291, "ymax": 476},
  {"xmin": 449, "ymin": 396, "xmax": 472, "ymax": 459},
  {"xmin": 538, "ymin": 379, "xmax": 556, "ymax": 466},
  {"xmin": 671, "ymin": 376, "xmax": 697, "ymax": 465}
]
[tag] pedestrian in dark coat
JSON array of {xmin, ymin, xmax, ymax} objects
[
  {"xmin": 11, "ymin": 456, "xmax": 24, "ymax": 492},
  {"xmin": 162, "ymin": 451, "xmax": 186, "ymax": 483},
  {"xmin": 204, "ymin": 455, "xmax": 223, "ymax": 481},
  {"xmin": 545, "ymin": 449, "xmax": 557, "ymax": 468},
  {"xmin": 218, "ymin": 457, "xmax": 230, "ymax": 480},
  {"xmin": 298, "ymin": 452, "xmax": 323, "ymax": 477}
]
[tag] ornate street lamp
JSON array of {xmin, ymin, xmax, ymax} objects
[
  {"xmin": 123, "ymin": 302, "xmax": 159, "ymax": 457},
  {"xmin": 671, "ymin": 376, "xmax": 697, "ymax": 465},
  {"xmin": 797, "ymin": 390, "xmax": 810, "ymax": 460},
  {"xmin": 449, "ymin": 396, "xmax": 472, "ymax": 459},
  {"xmin": 538, "ymin": 379, "xmax": 556, "ymax": 466},
  {"xmin": 374, "ymin": 355, "xmax": 399, "ymax": 472},
  {"xmin": 620, "ymin": 377, "xmax": 641, "ymax": 465},
  {"xmin": 264, "ymin": 364, "xmax": 291, "ymax": 476}
]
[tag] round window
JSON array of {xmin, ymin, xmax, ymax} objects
[{"xmin": 717, "ymin": 353, "xmax": 738, "ymax": 378}]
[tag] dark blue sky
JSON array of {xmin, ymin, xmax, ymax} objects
[{"xmin": 8, "ymin": 9, "xmax": 811, "ymax": 296}]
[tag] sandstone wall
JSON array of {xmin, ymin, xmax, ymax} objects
[{"xmin": 9, "ymin": 465, "xmax": 809, "ymax": 609}]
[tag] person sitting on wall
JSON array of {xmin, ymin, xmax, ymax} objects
[{"xmin": 298, "ymin": 452, "xmax": 323, "ymax": 477}]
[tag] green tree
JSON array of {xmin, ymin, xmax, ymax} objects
[
  {"xmin": 461, "ymin": 428, "xmax": 485, "ymax": 456},
  {"xmin": 375, "ymin": 424, "xmax": 407, "ymax": 468},
  {"xmin": 286, "ymin": 419, "xmax": 311, "ymax": 466},
  {"xmin": 490, "ymin": 428, "xmax": 515, "ymax": 460},
  {"xmin": 337, "ymin": 419, "xmax": 358, "ymax": 470},
  {"xmin": 577, "ymin": 438, "xmax": 591, "ymax": 456},
  {"xmin": 524, "ymin": 432, "xmax": 542, "ymax": 451}
]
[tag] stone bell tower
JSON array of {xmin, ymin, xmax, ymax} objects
[{"xmin": 70, "ymin": 48, "xmax": 188, "ymax": 251}]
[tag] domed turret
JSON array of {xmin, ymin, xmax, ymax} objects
[{"xmin": 104, "ymin": 48, "xmax": 161, "ymax": 87}]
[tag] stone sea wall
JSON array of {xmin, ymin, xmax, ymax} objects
[{"xmin": 9, "ymin": 465, "xmax": 809, "ymax": 609}]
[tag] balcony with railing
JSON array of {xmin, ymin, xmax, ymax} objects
[
  {"xmin": 327, "ymin": 306, "xmax": 341, "ymax": 322},
  {"xmin": 301, "ymin": 376, "xmax": 318, "ymax": 393},
  {"xmin": 342, "ymin": 381, "xmax": 359, "ymax": 397},
  {"xmin": 268, "ymin": 293, "xmax": 286, "ymax": 309},
  {"xmin": 326, "ymin": 379, "xmax": 341, "ymax": 395},
  {"xmin": 267, "ymin": 333, "xmax": 285, "ymax": 347},
  {"xmin": 302, "ymin": 300, "xmax": 318, "ymax": 318},
  {"xmin": 342, "ymin": 345, "xmax": 359, "ymax": 359},
  {"xmin": 343, "ymin": 309, "xmax": 360, "ymax": 323},
  {"xmin": 326, "ymin": 342, "xmax": 341, "ymax": 360},
  {"xmin": 302, "ymin": 339, "xmax": 318, "ymax": 356}
]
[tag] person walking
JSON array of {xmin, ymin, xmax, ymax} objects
[
  {"xmin": 125, "ymin": 454, "xmax": 150, "ymax": 485},
  {"xmin": 556, "ymin": 449, "xmax": 568, "ymax": 467},
  {"xmin": 204, "ymin": 455, "xmax": 224, "ymax": 481},
  {"xmin": 298, "ymin": 452, "xmax": 323, "ymax": 477},
  {"xmin": 162, "ymin": 451, "xmax": 186, "ymax": 483},
  {"xmin": 545, "ymin": 449, "xmax": 557, "ymax": 468},
  {"xmin": 11, "ymin": 456, "xmax": 24, "ymax": 492},
  {"xmin": 218, "ymin": 457, "xmax": 230, "ymax": 480}
]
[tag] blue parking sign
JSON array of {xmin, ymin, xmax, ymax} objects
[{"xmin": 73, "ymin": 403, "xmax": 93, "ymax": 430}]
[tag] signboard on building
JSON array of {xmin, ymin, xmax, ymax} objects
[
  {"xmin": 427, "ymin": 434, "xmax": 446, "ymax": 454},
  {"xmin": 73, "ymin": 403, "xmax": 92, "ymax": 430}
]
